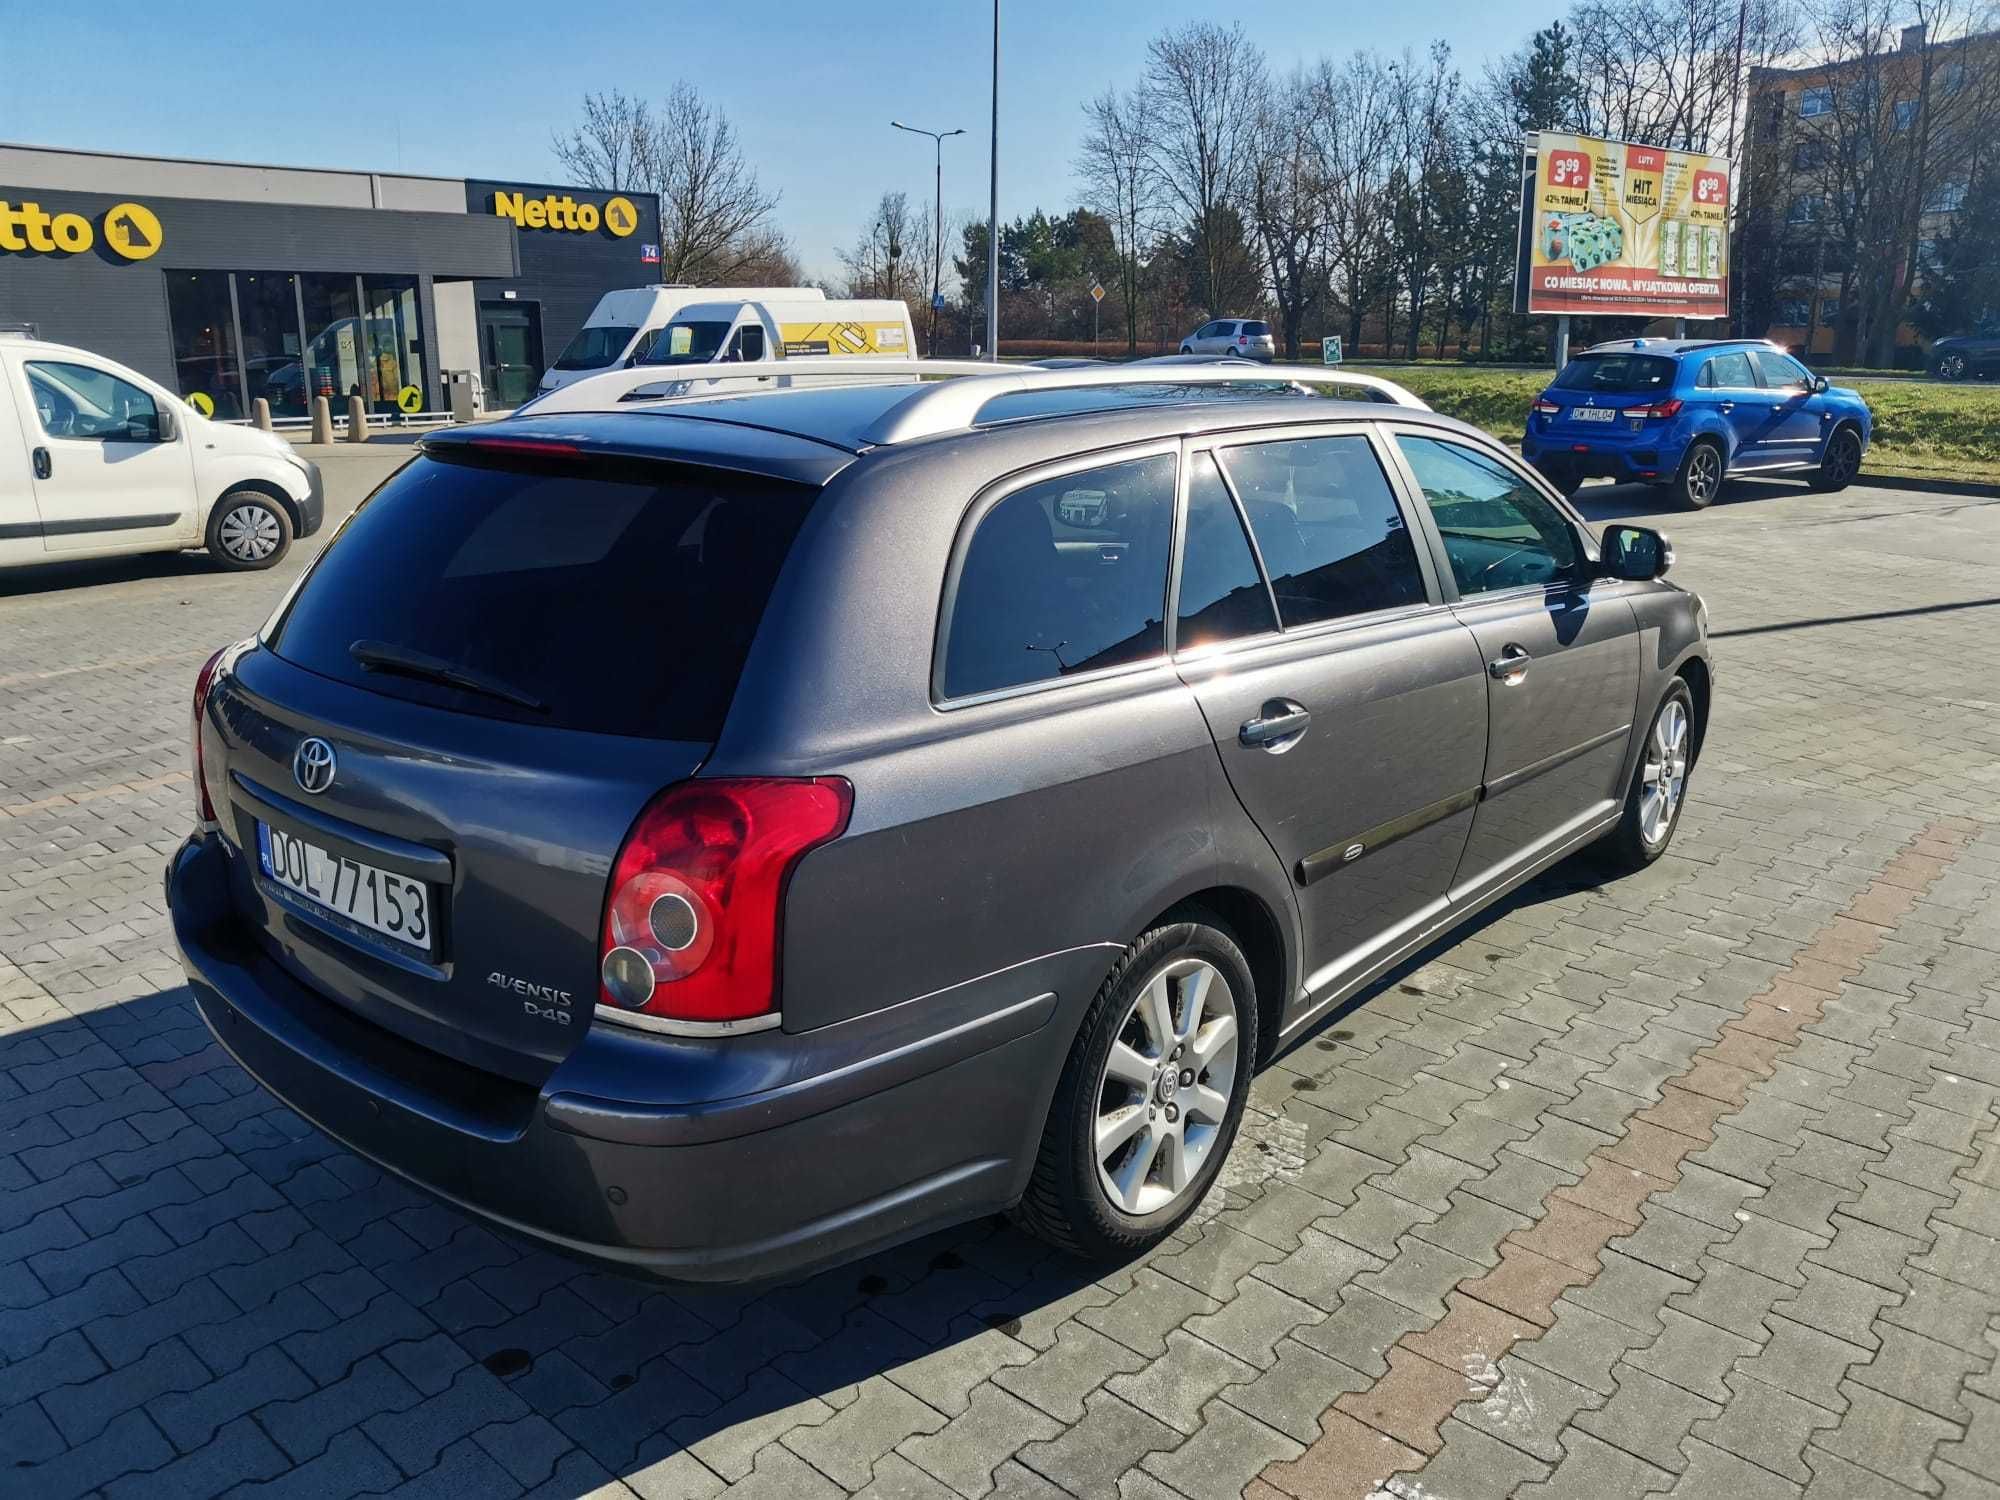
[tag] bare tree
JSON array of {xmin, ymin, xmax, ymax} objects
[
  {"xmin": 1311, "ymin": 53, "xmax": 1399, "ymax": 353},
  {"xmin": 1791, "ymin": 0, "xmax": 2000, "ymax": 364},
  {"xmin": 1247, "ymin": 71, "xmax": 1331, "ymax": 357},
  {"xmin": 551, "ymin": 82, "xmax": 784, "ymax": 285},
  {"xmin": 1143, "ymin": 21, "xmax": 1270, "ymax": 317},
  {"xmin": 839, "ymin": 191, "xmax": 929, "ymax": 306},
  {"xmin": 1078, "ymin": 86, "xmax": 1159, "ymax": 352},
  {"xmin": 550, "ymin": 90, "xmax": 656, "ymax": 193}
]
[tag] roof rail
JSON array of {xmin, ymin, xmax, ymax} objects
[
  {"xmin": 856, "ymin": 357, "xmax": 1429, "ymax": 445},
  {"xmin": 522, "ymin": 355, "xmax": 1430, "ymax": 437}
]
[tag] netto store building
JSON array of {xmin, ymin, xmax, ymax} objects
[{"xmin": 0, "ymin": 144, "xmax": 662, "ymax": 417}]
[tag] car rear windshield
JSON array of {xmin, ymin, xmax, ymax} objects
[
  {"xmin": 267, "ymin": 453, "xmax": 816, "ymax": 741},
  {"xmin": 1241, "ymin": 321, "xmax": 1271, "ymax": 337},
  {"xmin": 553, "ymin": 325, "xmax": 639, "ymax": 371},
  {"xmin": 1552, "ymin": 354, "xmax": 1677, "ymax": 394}
]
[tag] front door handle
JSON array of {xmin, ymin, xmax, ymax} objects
[
  {"xmin": 31, "ymin": 447, "xmax": 51, "ymax": 480},
  {"xmin": 1488, "ymin": 645, "xmax": 1532, "ymax": 684},
  {"xmin": 1718, "ymin": 401, "xmax": 1734, "ymax": 412},
  {"xmin": 1239, "ymin": 700, "xmax": 1310, "ymax": 750}
]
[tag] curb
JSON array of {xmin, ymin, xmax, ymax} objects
[{"xmin": 1859, "ymin": 471, "xmax": 2000, "ymax": 500}]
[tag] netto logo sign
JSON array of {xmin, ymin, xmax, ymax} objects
[
  {"xmin": 491, "ymin": 190, "xmax": 638, "ymax": 238},
  {"xmin": 0, "ymin": 199, "xmax": 162, "ymax": 260}
]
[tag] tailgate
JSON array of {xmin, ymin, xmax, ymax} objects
[{"xmin": 204, "ymin": 649, "xmax": 705, "ymax": 1084}]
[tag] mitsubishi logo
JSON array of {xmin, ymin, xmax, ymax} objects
[{"xmin": 292, "ymin": 738, "xmax": 336, "ymax": 795}]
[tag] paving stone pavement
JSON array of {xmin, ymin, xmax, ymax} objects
[{"xmin": 2, "ymin": 460, "xmax": 1998, "ymax": 1499}]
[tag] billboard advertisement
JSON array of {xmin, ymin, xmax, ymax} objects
[{"xmin": 1516, "ymin": 131, "xmax": 1730, "ymax": 319}]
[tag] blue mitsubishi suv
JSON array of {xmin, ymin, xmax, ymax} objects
[{"xmin": 1522, "ymin": 338, "xmax": 1872, "ymax": 508}]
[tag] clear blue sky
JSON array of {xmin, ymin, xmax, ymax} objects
[{"xmin": 0, "ymin": 0, "xmax": 1553, "ymax": 283}]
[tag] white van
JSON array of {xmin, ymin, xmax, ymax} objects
[
  {"xmin": 517, "ymin": 298, "xmax": 918, "ymax": 415},
  {"xmin": 537, "ymin": 284, "xmax": 825, "ymax": 393},
  {"xmin": 0, "ymin": 329, "xmax": 322, "ymax": 572}
]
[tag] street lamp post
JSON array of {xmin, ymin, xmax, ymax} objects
[
  {"xmin": 891, "ymin": 120, "xmax": 964, "ymax": 355},
  {"xmin": 987, "ymin": 0, "xmax": 1000, "ymax": 361}
]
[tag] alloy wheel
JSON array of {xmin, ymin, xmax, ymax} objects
[
  {"xmin": 219, "ymin": 504, "xmax": 281, "ymax": 562},
  {"xmin": 1826, "ymin": 431, "xmax": 1860, "ymax": 485},
  {"xmin": 1094, "ymin": 956, "xmax": 1239, "ymax": 1216},
  {"xmin": 1686, "ymin": 445, "xmax": 1721, "ymax": 505},
  {"xmin": 1640, "ymin": 698, "xmax": 1690, "ymax": 847},
  {"xmin": 1941, "ymin": 354, "xmax": 1968, "ymax": 381}
]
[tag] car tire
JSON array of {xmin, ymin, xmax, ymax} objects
[
  {"xmin": 1012, "ymin": 911, "xmax": 1259, "ymax": 1261},
  {"xmin": 1937, "ymin": 353, "xmax": 1968, "ymax": 381},
  {"xmin": 1180, "ymin": 345, "xmax": 1194, "ymax": 355},
  {"xmin": 1670, "ymin": 439, "xmax": 1724, "ymax": 509},
  {"xmin": 1535, "ymin": 460, "xmax": 1584, "ymax": 497},
  {"xmin": 1593, "ymin": 678, "xmax": 1695, "ymax": 873},
  {"xmin": 1812, "ymin": 425, "xmax": 1862, "ymax": 492},
  {"xmin": 205, "ymin": 491, "xmax": 294, "ymax": 571}
]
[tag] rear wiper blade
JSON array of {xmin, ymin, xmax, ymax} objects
[{"xmin": 348, "ymin": 640, "xmax": 548, "ymax": 713}]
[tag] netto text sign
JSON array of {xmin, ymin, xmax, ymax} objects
[
  {"xmin": 1521, "ymin": 130, "xmax": 1730, "ymax": 320},
  {"xmin": 0, "ymin": 199, "xmax": 162, "ymax": 260},
  {"xmin": 491, "ymin": 191, "xmax": 638, "ymax": 238}
]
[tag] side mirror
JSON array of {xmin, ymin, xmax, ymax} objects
[
  {"xmin": 155, "ymin": 406, "xmax": 178, "ymax": 442},
  {"xmin": 1811, "ymin": 374, "xmax": 1830, "ymax": 394},
  {"xmin": 1601, "ymin": 523, "xmax": 1673, "ymax": 581}
]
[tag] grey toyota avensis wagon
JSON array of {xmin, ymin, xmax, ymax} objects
[{"xmin": 168, "ymin": 362, "xmax": 1711, "ymax": 1283}]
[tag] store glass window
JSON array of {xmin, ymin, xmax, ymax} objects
[
  {"xmin": 165, "ymin": 271, "xmax": 242, "ymax": 420},
  {"xmin": 363, "ymin": 277, "xmax": 425, "ymax": 413},
  {"xmin": 236, "ymin": 271, "xmax": 305, "ymax": 418},
  {"xmin": 301, "ymin": 273, "xmax": 364, "ymax": 407}
]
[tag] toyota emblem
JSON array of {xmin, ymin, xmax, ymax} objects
[{"xmin": 293, "ymin": 737, "xmax": 336, "ymax": 795}]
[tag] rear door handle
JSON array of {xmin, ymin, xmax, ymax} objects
[
  {"xmin": 1718, "ymin": 401, "xmax": 1734, "ymax": 412},
  {"xmin": 32, "ymin": 447, "xmax": 51, "ymax": 480},
  {"xmin": 1240, "ymin": 700, "xmax": 1310, "ymax": 750},
  {"xmin": 1488, "ymin": 645, "xmax": 1532, "ymax": 684}
]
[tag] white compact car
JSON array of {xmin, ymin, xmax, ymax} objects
[
  {"xmin": 1179, "ymin": 318, "xmax": 1277, "ymax": 361},
  {"xmin": 0, "ymin": 329, "xmax": 321, "ymax": 572}
]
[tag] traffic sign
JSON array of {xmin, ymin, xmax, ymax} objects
[
  {"xmin": 1090, "ymin": 283, "xmax": 1106, "ymax": 303},
  {"xmin": 932, "ymin": 292, "xmax": 946, "ymax": 311},
  {"xmin": 1321, "ymin": 336, "xmax": 1344, "ymax": 366}
]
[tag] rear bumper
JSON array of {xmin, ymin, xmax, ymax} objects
[
  {"xmin": 1521, "ymin": 433, "xmax": 1677, "ymax": 483},
  {"xmin": 167, "ymin": 832, "xmax": 1073, "ymax": 1284}
]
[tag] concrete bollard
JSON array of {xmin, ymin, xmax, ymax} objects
[
  {"xmin": 252, "ymin": 397, "xmax": 273, "ymax": 432},
  {"xmin": 346, "ymin": 394, "xmax": 369, "ymax": 444},
  {"xmin": 310, "ymin": 396, "xmax": 333, "ymax": 445}
]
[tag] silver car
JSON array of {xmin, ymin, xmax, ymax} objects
[
  {"xmin": 170, "ymin": 362, "xmax": 1709, "ymax": 1283},
  {"xmin": 1181, "ymin": 318, "xmax": 1277, "ymax": 360}
]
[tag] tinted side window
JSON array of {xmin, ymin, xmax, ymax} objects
[
  {"xmin": 1176, "ymin": 453, "xmax": 1276, "ymax": 648},
  {"xmin": 943, "ymin": 454, "xmax": 1174, "ymax": 698},
  {"xmin": 1751, "ymin": 349, "xmax": 1810, "ymax": 390},
  {"xmin": 1218, "ymin": 436, "xmax": 1427, "ymax": 627},
  {"xmin": 1705, "ymin": 352, "xmax": 1756, "ymax": 387},
  {"xmin": 26, "ymin": 361, "xmax": 165, "ymax": 442},
  {"xmin": 1396, "ymin": 436, "xmax": 1580, "ymax": 596}
]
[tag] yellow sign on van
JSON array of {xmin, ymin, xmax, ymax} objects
[
  {"xmin": 0, "ymin": 199, "xmax": 163, "ymax": 260},
  {"xmin": 779, "ymin": 321, "xmax": 909, "ymax": 357}
]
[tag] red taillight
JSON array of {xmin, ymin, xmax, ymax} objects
[
  {"xmin": 598, "ymin": 777, "xmax": 853, "ymax": 1025},
  {"xmin": 191, "ymin": 648, "xmax": 226, "ymax": 826},
  {"xmin": 1532, "ymin": 399, "xmax": 1562, "ymax": 415},
  {"xmin": 1621, "ymin": 398, "xmax": 1684, "ymax": 420}
]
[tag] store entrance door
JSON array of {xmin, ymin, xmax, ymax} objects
[{"xmin": 479, "ymin": 302, "xmax": 542, "ymax": 411}]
